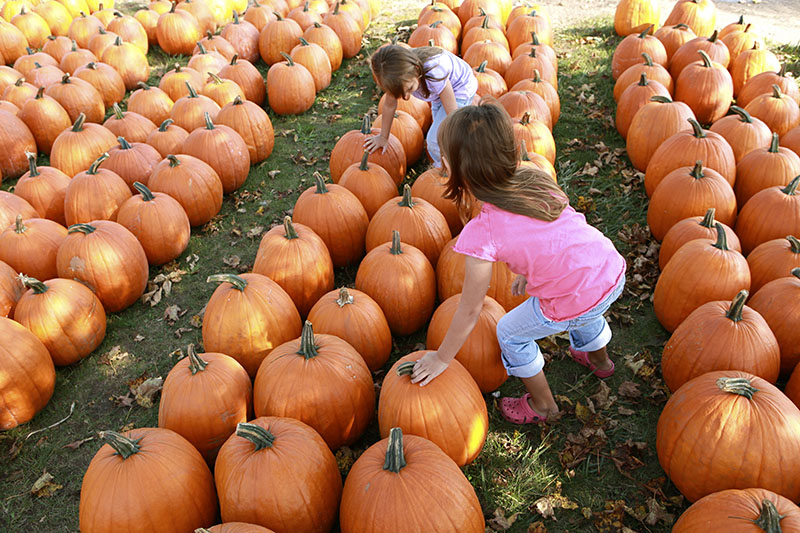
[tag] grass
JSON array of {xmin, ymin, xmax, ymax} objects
[{"xmin": 3, "ymin": 4, "xmax": 800, "ymax": 532}]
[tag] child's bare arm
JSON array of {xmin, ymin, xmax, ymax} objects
[
  {"xmin": 364, "ymin": 95, "xmax": 397, "ymax": 153},
  {"xmin": 411, "ymin": 256, "xmax": 493, "ymax": 386},
  {"xmin": 439, "ymin": 80, "xmax": 458, "ymax": 114}
]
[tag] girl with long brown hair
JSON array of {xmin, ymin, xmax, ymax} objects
[
  {"xmin": 411, "ymin": 103, "xmax": 627, "ymax": 425},
  {"xmin": 365, "ymin": 45, "xmax": 478, "ymax": 167}
]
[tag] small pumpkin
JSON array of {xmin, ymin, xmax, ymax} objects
[
  {"xmin": 669, "ymin": 29, "xmax": 730, "ymax": 79},
  {"xmin": 145, "ymin": 118, "xmax": 188, "ymax": 158},
  {"xmin": 673, "ymin": 49, "xmax": 734, "ymax": 124},
  {"xmin": 614, "ymin": 0, "xmax": 659, "ymax": 36},
  {"xmin": 731, "ymin": 42, "xmax": 780, "ymax": 98},
  {"xmin": 338, "ymin": 150, "xmax": 397, "ymax": 220},
  {"xmin": 322, "ymin": 1, "xmax": 361, "ymax": 58},
  {"xmin": 182, "ymin": 111, "xmax": 250, "ymax": 194},
  {"xmin": 735, "ymin": 176, "xmax": 800, "ymax": 255},
  {"xmin": 708, "ymin": 105, "xmax": 771, "ymax": 163},
  {"xmin": 50, "ymin": 112, "xmax": 117, "ymax": 178},
  {"xmin": 735, "ymin": 131, "xmax": 800, "ymax": 207},
  {"xmin": 616, "ymin": 72, "xmax": 670, "ymax": 138},
  {"xmin": 156, "ymin": 2, "xmax": 202, "ymax": 56},
  {"xmin": 266, "ymin": 51, "xmax": 315, "ymax": 115},
  {"xmin": 147, "ymin": 154, "xmax": 223, "ymax": 227},
  {"xmin": 611, "ymin": 24, "xmax": 668, "ymax": 80},
  {"xmin": 72, "ymin": 61, "xmax": 125, "ymax": 110},
  {"xmin": 216, "ymin": 95, "xmax": 274, "ymax": 163},
  {"xmin": 101, "ymin": 136, "xmax": 162, "ymax": 192},
  {"xmin": 220, "ymin": 12, "xmax": 260, "ymax": 63},
  {"xmin": 218, "ymin": 55, "xmax": 266, "ymax": 105},
  {"xmin": 302, "ymin": 21, "xmax": 342, "ymax": 71},
  {"xmin": 127, "ymin": 82, "xmax": 174, "ymax": 127},
  {"xmin": 103, "ymin": 102, "xmax": 157, "ymax": 144},
  {"xmin": 100, "ymin": 35, "xmax": 149, "ymax": 91},
  {"xmin": 0, "ymin": 215, "xmax": 67, "ymax": 281},
  {"xmin": 472, "ymin": 59, "xmax": 507, "ymax": 100},
  {"xmin": 744, "ymin": 84, "xmax": 800, "ymax": 137},
  {"xmin": 159, "ymin": 63, "xmax": 204, "ymax": 102},
  {"xmin": 170, "ymin": 81, "xmax": 221, "ymax": 133},
  {"xmin": 329, "ymin": 113, "xmax": 406, "ymax": 184},
  {"xmin": 462, "ymin": 39, "xmax": 512, "ymax": 77},
  {"xmin": 662, "ymin": 0, "xmax": 716, "ymax": 38},
  {"xmin": 747, "ymin": 236, "xmax": 800, "ymax": 295},
  {"xmin": 44, "ymin": 73, "xmax": 105, "ymax": 124},
  {"xmin": 14, "ymin": 152, "xmax": 70, "ymax": 225},
  {"xmin": 737, "ymin": 64, "xmax": 800, "ymax": 109},
  {"xmin": 64, "ymin": 152, "xmax": 132, "ymax": 225},
  {"xmin": 258, "ymin": 12, "xmax": 302, "ymax": 65}
]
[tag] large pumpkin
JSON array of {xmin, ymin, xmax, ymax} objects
[
  {"xmin": 0, "ymin": 316, "xmax": 55, "ymax": 430},
  {"xmin": 14, "ymin": 276, "xmax": 107, "ymax": 366},
  {"xmin": 329, "ymin": 113, "xmax": 406, "ymax": 184},
  {"xmin": 663, "ymin": 0, "xmax": 716, "ymax": 38},
  {"xmin": 661, "ymin": 290, "xmax": 780, "ymax": 392},
  {"xmin": 17, "ymin": 86, "xmax": 72, "ymax": 156},
  {"xmin": 708, "ymin": 105, "xmax": 771, "ymax": 163},
  {"xmin": 673, "ymin": 488, "xmax": 800, "ymax": 532},
  {"xmin": 735, "ymin": 176, "xmax": 800, "ymax": 256},
  {"xmin": 12, "ymin": 154, "xmax": 69, "ymax": 226},
  {"xmin": 657, "ymin": 371, "xmax": 800, "ymax": 502},
  {"xmin": 673, "ymin": 49, "xmax": 734, "ymax": 125},
  {"xmin": 64, "ymin": 153, "xmax": 132, "ymax": 226},
  {"xmin": 79, "ymin": 428, "xmax": 218, "ymax": 533},
  {"xmin": 0, "ymin": 109, "xmax": 36, "ymax": 181},
  {"xmin": 266, "ymin": 51, "xmax": 316, "ymax": 115},
  {"xmin": 378, "ymin": 352, "xmax": 488, "ymax": 466},
  {"xmin": 658, "ymin": 208, "xmax": 740, "ymax": 270},
  {"xmin": 202, "ymin": 273, "xmax": 302, "ymax": 378},
  {"xmin": 214, "ymin": 418, "xmax": 343, "ymax": 531},
  {"xmin": 158, "ymin": 344, "xmax": 252, "ymax": 464},
  {"xmin": 340, "ymin": 427, "xmax": 485, "ymax": 533},
  {"xmin": 253, "ymin": 320, "xmax": 375, "ymax": 450},
  {"xmin": 338, "ymin": 150, "xmax": 397, "ymax": 220},
  {"xmin": 611, "ymin": 25, "xmax": 667, "ymax": 80},
  {"xmin": 216, "ymin": 95, "xmax": 274, "ymax": 163},
  {"xmin": 50, "ymin": 112, "xmax": 118, "ymax": 178},
  {"xmin": 614, "ymin": 0, "xmax": 659, "ymax": 36},
  {"xmin": 626, "ymin": 95, "xmax": 694, "ymax": 172},
  {"xmin": 735, "ymin": 132, "xmax": 800, "ymax": 208},
  {"xmin": 748, "ymin": 268, "xmax": 800, "ymax": 376}
]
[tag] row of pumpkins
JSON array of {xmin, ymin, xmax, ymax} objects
[
  {"xmin": 612, "ymin": 0, "xmax": 800, "ymax": 529},
  {"xmin": 1, "ymin": 0, "xmax": 563, "ymax": 532}
]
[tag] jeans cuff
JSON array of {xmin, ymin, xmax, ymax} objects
[
  {"xmin": 502, "ymin": 355, "xmax": 545, "ymax": 379},
  {"xmin": 572, "ymin": 323, "xmax": 612, "ymax": 352}
]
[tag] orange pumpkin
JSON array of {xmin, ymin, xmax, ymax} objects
[
  {"xmin": 147, "ymin": 154, "xmax": 223, "ymax": 227},
  {"xmin": 708, "ymin": 105, "xmax": 771, "ymax": 163},
  {"xmin": 747, "ymin": 236, "xmax": 800, "ymax": 295},
  {"xmin": 749, "ymin": 268, "xmax": 800, "ymax": 375},
  {"xmin": 626, "ymin": 96, "xmax": 695, "ymax": 172},
  {"xmin": 64, "ymin": 153, "xmax": 132, "ymax": 225},
  {"xmin": 673, "ymin": 488, "xmax": 800, "ymax": 532},
  {"xmin": 50, "ymin": 113, "xmax": 118, "ymax": 178},
  {"xmin": 0, "ymin": 215, "xmax": 67, "ymax": 281},
  {"xmin": 266, "ymin": 51, "xmax": 315, "ymax": 115},
  {"xmin": 182, "ymin": 111, "xmax": 250, "ymax": 194},
  {"xmin": 14, "ymin": 153, "xmax": 70, "ymax": 225},
  {"xmin": 216, "ymin": 95, "xmax": 274, "ymax": 163},
  {"xmin": 0, "ymin": 259, "xmax": 23, "ymax": 317},
  {"xmin": 658, "ymin": 208, "xmax": 740, "ymax": 270},
  {"xmin": 329, "ymin": 114, "xmax": 406, "ymax": 184},
  {"xmin": 145, "ymin": 118, "xmax": 188, "ymax": 158},
  {"xmin": 735, "ymin": 176, "xmax": 800, "ymax": 255},
  {"xmin": 338, "ymin": 150, "xmax": 397, "ymax": 220}
]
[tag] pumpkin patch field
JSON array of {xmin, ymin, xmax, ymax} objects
[{"xmin": 1, "ymin": 0, "xmax": 799, "ymax": 530}]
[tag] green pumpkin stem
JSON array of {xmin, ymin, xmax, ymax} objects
[
  {"xmin": 230, "ymin": 54, "xmax": 238, "ymax": 65},
  {"xmin": 476, "ymin": 60, "xmax": 488, "ymax": 73},
  {"xmin": 235, "ymin": 422, "xmax": 276, "ymax": 450},
  {"xmin": 638, "ymin": 72, "xmax": 648, "ymax": 86},
  {"xmin": 520, "ymin": 139, "xmax": 531, "ymax": 161},
  {"xmin": 787, "ymin": 235, "xmax": 800, "ymax": 254},
  {"xmin": 688, "ymin": 117, "xmax": 706, "ymax": 138},
  {"xmin": 390, "ymin": 230, "xmax": 402, "ymax": 255},
  {"xmin": 712, "ymin": 222, "xmax": 729, "ymax": 251},
  {"xmin": 232, "ymin": 95, "xmax": 244, "ymax": 105},
  {"xmin": 736, "ymin": 14, "xmax": 744, "ymax": 25},
  {"xmin": 641, "ymin": 52, "xmax": 653, "ymax": 66},
  {"xmin": 208, "ymin": 72, "xmax": 224, "ymax": 84},
  {"xmin": 360, "ymin": 113, "xmax": 372, "ymax": 135},
  {"xmin": 203, "ymin": 111, "xmax": 215, "ymax": 130},
  {"xmin": 196, "ymin": 41, "xmax": 208, "ymax": 54},
  {"xmin": 137, "ymin": 81, "xmax": 150, "ymax": 90},
  {"xmin": 778, "ymin": 64, "xmax": 786, "ymax": 77},
  {"xmin": 283, "ymin": 216, "xmax": 298, "ymax": 239},
  {"xmin": 71, "ymin": 113, "xmax": 87, "ymax": 131},
  {"xmin": 101, "ymin": 430, "xmax": 142, "ymax": 459},
  {"xmin": 158, "ymin": 118, "xmax": 174, "ymax": 131},
  {"xmin": 638, "ymin": 25, "xmax": 653, "ymax": 38},
  {"xmin": 111, "ymin": 103, "xmax": 124, "ymax": 120},
  {"xmin": 19, "ymin": 274, "xmax": 48, "ymax": 294},
  {"xmin": 60, "ymin": 73, "xmax": 70, "ymax": 84},
  {"xmin": 689, "ymin": 161, "xmax": 704, "ymax": 180},
  {"xmin": 750, "ymin": 500, "xmax": 785, "ymax": 532},
  {"xmin": 280, "ymin": 51, "xmax": 294, "ymax": 65},
  {"xmin": 772, "ymin": 84, "xmax": 783, "ymax": 99},
  {"xmin": 383, "ymin": 427, "xmax": 407, "ymax": 473},
  {"xmin": 359, "ymin": 150, "xmax": 370, "ymax": 170},
  {"xmin": 336, "ymin": 287, "xmax": 354, "ymax": 307},
  {"xmin": 312, "ymin": 172, "xmax": 329, "ymax": 194},
  {"xmin": 479, "ymin": 16, "xmax": 488, "ymax": 29},
  {"xmin": 650, "ymin": 95, "xmax": 672, "ymax": 104},
  {"xmin": 396, "ymin": 361, "xmax": 416, "ymax": 376},
  {"xmin": 792, "ymin": 267, "xmax": 800, "ymax": 280},
  {"xmin": 70, "ymin": 40, "xmax": 78, "ymax": 51},
  {"xmin": 716, "ymin": 376, "xmax": 758, "ymax": 399},
  {"xmin": 532, "ymin": 69, "xmax": 542, "ymax": 82},
  {"xmin": 167, "ymin": 154, "xmax": 181, "ymax": 167},
  {"xmin": 113, "ymin": 36, "xmax": 122, "ymax": 46},
  {"xmin": 530, "ymin": 31, "xmax": 540, "ymax": 45},
  {"xmin": 117, "ymin": 136, "xmax": 132, "ymax": 150},
  {"xmin": 207, "ymin": 273, "xmax": 248, "ymax": 291},
  {"xmin": 14, "ymin": 214, "xmax": 25, "ymax": 234},
  {"xmin": 206, "ymin": 30, "xmax": 214, "ymax": 40},
  {"xmin": 725, "ymin": 290, "xmax": 749, "ymax": 322},
  {"xmin": 87, "ymin": 153, "xmax": 109, "ymax": 174},
  {"xmin": 299, "ymin": 37, "xmax": 310, "ymax": 47},
  {"xmin": 185, "ymin": 81, "xmax": 199, "ymax": 98},
  {"xmin": 697, "ymin": 49, "xmax": 713, "ymax": 68},
  {"xmin": 332, "ymin": 1, "xmax": 340, "ymax": 14},
  {"xmin": 520, "ymin": 112, "xmax": 531, "ymax": 126},
  {"xmin": 187, "ymin": 344, "xmax": 208, "ymax": 374},
  {"xmin": 34, "ymin": 85, "xmax": 44, "ymax": 99},
  {"xmin": 133, "ymin": 181, "xmax": 155, "ymax": 201},
  {"xmin": 699, "ymin": 208, "xmax": 716, "ymax": 228},
  {"xmin": 25, "ymin": 151, "xmax": 39, "ymax": 177},
  {"xmin": 85, "ymin": 62, "xmax": 97, "ymax": 70},
  {"xmin": 528, "ymin": 47, "xmax": 537, "ymax": 58},
  {"xmin": 398, "ymin": 183, "xmax": 415, "ymax": 208},
  {"xmin": 767, "ymin": 132, "xmax": 780, "ymax": 153},
  {"xmin": 729, "ymin": 105, "xmax": 753, "ymax": 123},
  {"xmin": 68, "ymin": 223, "xmax": 97, "ymax": 234},
  {"xmin": 707, "ymin": 29, "xmax": 719, "ymax": 43},
  {"xmin": 781, "ymin": 176, "xmax": 799, "ymax": 196},
  {"xmin": 297, "ymin": 320, "xmax": 319, "ymax": 359}
]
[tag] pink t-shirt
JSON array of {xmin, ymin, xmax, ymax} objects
[{"xmin": 454, "ymin": 202, "xmax": 626, "ymax": 322}]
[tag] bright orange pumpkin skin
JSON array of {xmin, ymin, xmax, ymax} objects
[
  {"xmin": 0, "ymin": 316, "xmax": 55, "ymax": 430},
  {"xmin": 672, "ymin": 488, "xmax": 800, "ymax": 532},
  {"xmin": 657, "ymin": 371, "xmax": 800, "ymax": 503},
  {"xmin": 749, "ymin": 269, "xmax": 800, "ymax": 376},
  {"xmin": 0, "ymin": 259, "xmax": 23, "ymax": 317},
  {"xmin": 206, "ymin": 524, "xmax": 276, "ymax": 533},
  {"xmin": 79, "ymin": 428, "xmax": 218, "ymax": 533},
  {"xmin": 214, "ymin": 417, "xmax": 343, "ymax": 532},
  {"xmin": 0, "ymin": 217, "xmax": 67, "ymax": 281},
  {"xmin": 378, "ymin": 352, "xmax": 488, "ymax": 466},
  {"xmin": 747, "ymin": 236, "xmax": 800, "ymax": 295}
]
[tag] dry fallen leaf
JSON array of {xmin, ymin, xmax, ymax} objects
[
  {"xmin": 488, "ymin": 508, "xmax": 519, "ymax": 531},
  {"xmin": 31, "ymin": 471, "xmax": 62, "ymax": 498},
  {"xmin": 618, "ymin": 381, "xmax": 642, "ymax": 399},
  {"xmin": 134, "ymin": 377, "xmax": 163, "ymax": 408},
  {"xmin": 64, "ymin": 437, "xmax": 94, "ymax": 450},
  {"xmin": 163, "ymin": 305, "xmax": 183, "ymax": 324}
]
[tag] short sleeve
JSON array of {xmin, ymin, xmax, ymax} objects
[
  {"xmin": 453, "ymin": 212, "xmax": 497, "ymax": 262},
  {"xmin": 421, "ymin": 57, "xmax": 451, "ymax": 98}
]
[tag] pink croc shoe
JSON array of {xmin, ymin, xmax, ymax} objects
[
  {"xmin": 498, "ymin": 394, "xmax": 548, "ymax": 425},
  {"xmin": 569, "ymin": 347, "xmax": 615, "ymax": 378}
]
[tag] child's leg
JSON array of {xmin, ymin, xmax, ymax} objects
[
  {"xmin": 519, "ymin": 372, "xmax": 558, "ymax": 415},
  {"xmin": 568, "ymin": 276, "xmax": 626, "ymax": 373},
  {"xmin": 426, "ymin": 101, "xmax": 447, "ymax": 166}
]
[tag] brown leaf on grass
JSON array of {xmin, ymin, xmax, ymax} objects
[
  {"xmin": 185, "ymin": 253, "xmax": 200, "ymax": 271},
  {"xmin": 246, "ymin": 226, "xmax": 265, "ymax": 239},
  {"xmin": 589, "ymin": 380, "xmax": 615, "ymax": 411},
  {"xmin": 532, "ymin": 484, "xmax": 579, "ymax": 522},
  {"xmin": 64, "ymin": 437, "xmax": 94, "ymax": 450},
  {"xmin": 189, "ymin": 314, "xmax": 203, "ymax": 328},
  {"xmin": 133, "ymin": 334, "xmax": 145, "ymax": 342},
  {"xmin": 592, "ymin": 500, "xmax": 628, "ymax": 532},
  {"xmin": 98, "ymin": 346, "xmax": 131, "ymax": 375},
  {"xmin": 618, "ymin": 406, "xmax": 635, "ymax": 416},
  {"xmin": 488, "ymin": 508, "xmax": 519, "ymax": 530},
  {"xmin": 608, "ymin": 440, "xmax": 647, "ymax": 478},
  {"xmin": 534, "ymin": 497, "xmax": 556, "ymax": 521},
  {"xmin": 558, "ymin": 427, "xmax": 608, "ymax": 469},
  {"xmin": 618, "ymin": 381, "xmax": 641, "ymax": 399},
  {"xmin": 527, "ymin": 522, "xmax": 548, "ymax": 533},
  {"xmin": 223, "ymin": 255, "xmax": 241, "ymax": 268},
  {"xmin": 8, "ymin": 438, "xmax": 23, "ymax": 459},
  {"xmin": 163, "ymin": 304, "xmax": 185, "ymax": 324},
  {"xmin": 174, "ymin": 327, "xmax": 193, "ymax": 338},
  {"xmin": 645, "ymin": 497, "xmax": 673, "ymax": 526},
  {"xmin": 133, "ymin": 377, "xmax": 163, "ymax": 408},
  {"xmin": 31, "ymin": 471, "xmax": 62, "ymax": 498}
]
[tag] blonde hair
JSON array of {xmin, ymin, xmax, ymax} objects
[
  {"xmin": 370, "ymin": 45, "xmax": 445, "ymax": 99},
  {"xmin": 438, "ymin": 102, "xmax": 568, "ymax": 222}
]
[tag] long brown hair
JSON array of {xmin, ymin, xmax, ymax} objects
[
  {"xmin": 370, "ymin": 45, "xmax": 445, "ymax": 99},
  {"xmin": 438, "ymin": 102, "xmax": 568, "ymax": 222}
]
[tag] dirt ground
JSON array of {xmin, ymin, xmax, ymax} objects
[{"xmin": 547, "ymin": 0, "xmax": 798, "ymax": 45}]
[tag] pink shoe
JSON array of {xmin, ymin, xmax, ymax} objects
[
  {"xmin": 569, "ymin": 347, "xmax": 615, "ymax": 378},
  {"xmin": 498, "ymin": 393, "xmax": 547, "ymax": 425}
]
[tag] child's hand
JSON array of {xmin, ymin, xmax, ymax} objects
[
  {"xmin": 511, "ymin": 274, "xmax": 528, "ymax": 296},
  {"xmin": 364, "ymin": 134, "xmax": 388, "ymax": 154},
  {"xmin": 410, "ymin": 351, "xmax": 450, "ymax": 387}
]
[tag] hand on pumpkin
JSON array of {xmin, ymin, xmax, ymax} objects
[
  {"xmin": 411, "ymin": 351, "xmax": 450, "ymax": 387},
  {"xmin": 364, "ymin": 134, "xmax": 388, "ymax": 154},
  {"xmin": 511, "ymin": 274, "xmax": 528, "ymax": 296}
]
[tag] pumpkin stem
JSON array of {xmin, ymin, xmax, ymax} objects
[
  {"xmin": 476, "ymin": 60, "xmax": 488, "ymax": 73},
  {"xmin": 167, "ymin": 154, "xmax": 181, "ymax": 167},
  {"xmin": 133, "ymin": 181, "xmax": 155, "ymax": 201},
  {"xmin": 725, "ymin": 290, "xmax": 749, "ymax": 322},
  {"xmin": 778, "ymin": 64, "xmax": 786, "ymax": 77},
  {"xmin": 729, "ymin": 105, "xmax": 752, "ymax": 123},
  {"xmin": 68, "ymin": 223, "xmax": 97, "ymax": 234},
  {"xmin": 771, "ymin": 84, "xmax": 783, "ymax": 99},
  {"xmin": 297, "ymin": 320, "xmax": 319, "ymax": 359},
  {"xmin": 185, "ymin": 81, "xmax": 199, "ymax": 98},
  {"xmin": 390, "ymin": 229, "xmax": 402, "ymax": 255},
  {"xmin": 712, "ymin": 222, "xmax": 729, "ymax": 251},
  {"xmin": 111, "ymin": 103, "xmax": 124, "ymax": 120},
  {"xmin": 793, "ymin": 267, "xmax": 800, "ymax": 280},
  {"xmin": 396, "ymin": 361, "xmax": 416, "ymax": 376},
  {"xmin": 638, "ymin": 25, "xmax": 653, "ymax": 38},
  {"xmin": 232, "ymin": 95, "xmax": 244, "ymax": 105},
  {"xmin": 767, "ymin": 132, "xmax": 781, "ymax": 153},
  {"xmin": 282, "ymin": 216, "xmax": 298, "ymax": 239},
  {"xmin": 787, "ymin": 235, "xmax": 800, "ymax": 254},
  {"xmin": 235, "ymin": 422, "xmax": 276, "ymax": 450},
  {"xmin": 207, "ymin": 273, "xmax": 248, "ymax": 291},
  {"xmin": 707, "ymin": 29, "xmax": 719, "ymax": 43},
  {"xmin": 196, "ymin": 41, "xmax": 208, "ymax": 54},
  {"xmin": 638, "ymin": 72, "xmax": 648, "ymax": 86},
  {"xmin": 60, "ymin": 73, "xmax": 70, "ymax": 84},
  {"xmin": 398, "ymin": 183, "xmax": 415, "ymax": 208},
  {"xmin": 273, "ymin": 10, "xmax": 283, "ymax": 19},
  {"xmin": 137, "ymin": 81, "xmax": 150, "ymax": 90},
  {"xmin": 520, "ymin": 139, "xmax": 531, "ymax": 161},
  {"xmin": 34, "ymin": 86, "xmax": 44, "ymax": 99},
  {"xmin": 699, "ymin": 208, "xmax": 716, "ymax": 228},
  {"xmin": 689, "ymin": 160, "xmax": 704, "ymax": 180},
  {"xmin": 100, "ymin": 431, "xmax": 142, "ymax": 459},
  {"xmin": 358, "ymin": 150, "xmax": 370, "ymax": 170},
  {"xmin": 650, "ymin": 95, "xmax": 672, "ymax": 104},
  {"xmin": 208, "ymin": 72, "xmax": 224, "ymax": 84},
  {"xmin": 750, "ymin": 499, "xmax": 785, "ymax": 532},
  {"xmin": 25, "ymin": 151, "xmax": 39, "ymax": 177},
  {"xmin": 520, "ymin": 111, "xmax": 531, "ymax": 126},
  {"xmin": 781, "ymin": 176, "xmax": 799, "ymax": 196},
  {"xmin": 71, "ymin": 112, "xmax": 86, "ymax": 132},
  {"xmin": 206, "ymin": 30, "xmax": 214, "ymax": 40},
  {"xmin": 202, "ymin": 111, "xmax": 215, "ymax": 131},
  {"xmin": 14, "ymin": 214, "xmax": 26, "ymax": 234},
  {"xmin": 641, "ymin": 52, "xmax": 653, "ymax": 66},
  {"xmin": 528, "ymin": 47, "xmax": 537, "ymax": 58},
  {"xmin": 87, "ymin": 153, "xmax": 109, "ymax": 174},
  {"xmin": 280, "ymin": 51, "xmax": 294, "ymax": 65},
  {"xmin": 70, "ymin": 40, "xmax": 78, "ymax": 51},
  {"xmin": 113, "ymin": 36, "xmax": 122, "ymax": 46},
  {"xmin": 117, "ymin": 136, "xmax": 132, "ymax": 150},
  {"xmin": 697, "ymin": 49, "xmax": 713, "ymax": 68},
  {"xmin": 186, "ymin": 344, "xmax": 208, "ymax": 374},
  {"xmin": 336, "ymin": 287, "xmax": 354, "ymax": 307},
  {"xmin": 85, "ymin": 62, "xmax": 97, "ymax": 70},
  {"xmin": 360, "ymin": 114, "xmax": 372, "ymax": 135},
  {"xmin": 479, "ymin": 16, "xmax": 488, "ymax": 29},
  {"xmin": 383, "ymin": 427, "xmax": 407, "ymax": 473},
  {"xmin": 332, "ymin": 1, "xmax": 340, "ymax": 14},
  {"xmin": 736, "ymin": 14, "xmax": 744, "ymax": 25},
  {"xmin": 158, "ymin": 118, "xmax": 174, "ymax": 131},
  {"xmin": 19, "ymin": 274, "xmax": 49, "ymax": 294},
  {"xmin": 430, "ymin": 20, "xmax": 443, "ymax": 28},
  {"xmin": 530, "ymin": 31, "xmax": 540, "ymax": 45},
  {"xmin": 532, "ymin": 69, "xmax": 541, "ymax": 82},
  {"xmin": 299, "ymin": 37, "xmax": 310, "ymax": 47},
  {"xmin": 688, "ymin": 117, "xmax": 706, "ymax": 138},
  {"xmin": 716, "ymin": 376, "xmax": 758, "ymax": 399},
  {"xmin": 230, "ymin": 54, "xmax": 238, "ymax": 65},
  {"xmin": 312, "ymin": 172, "xmax": 329, "ymax": 194}
]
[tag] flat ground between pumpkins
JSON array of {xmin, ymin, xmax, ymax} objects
[{"xmin": 1, "ymin": 2, "xmax": 799, "ymax": 533}]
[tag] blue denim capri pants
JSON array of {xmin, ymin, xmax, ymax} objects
[
  {"xmin": 496, "ymin": 275, "xmax": 625, "ymax": 378},
  {"xmin": 427, "ymin": 92, "xmax": 476, "ymax": 166}
]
